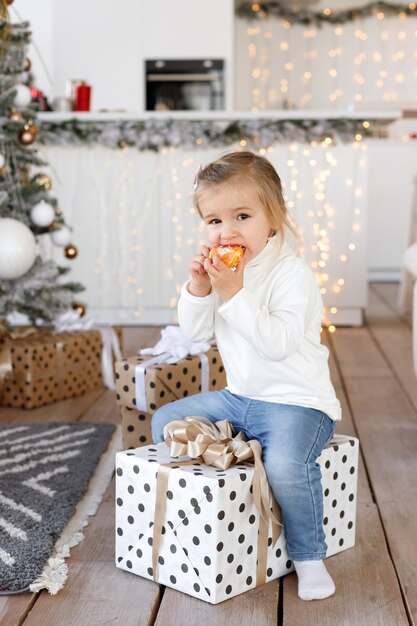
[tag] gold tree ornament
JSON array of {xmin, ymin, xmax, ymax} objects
[
  {"xmin": 64, "ymin": 244, "xmax": 78, "ymax": 259},
  {"xmin": 18, "ymin": 127, "xmax": 36, "ymax": 145},
  {"xmin": 72, "ymin": 301, "xmax": 87, "ymax": 317},
  {"xmin": 8, "ymin": 109, "xmax": 24, "ymax": 121},
  {"xmin": 32, "ymin": 173, "xmax": 52, "ymax": 189},
  {"xmin": 27, "ymin": 122, "xmax": 39, "ymax": 137},
  {"xmin": 23, "ymin": 57, "xmax": 31, "ymax": 71}
]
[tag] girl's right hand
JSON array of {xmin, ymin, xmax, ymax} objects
[{"xmin": 188, "ymin": 244, "xmax": 212, "ymax": 297}]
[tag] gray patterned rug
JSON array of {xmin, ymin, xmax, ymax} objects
[{"xmin": 0, "ymin": 421, "xmax": 118, "ymax": 594}]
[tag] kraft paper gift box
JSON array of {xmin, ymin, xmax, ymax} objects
[
  {"xmin": 0, "ymin": 327, "xmax": 122, "ymax": 410},
  {"xmin": 115, "ymin": 346, "xmax": 226, "ymax": 448},
  {"xmin": 115, "ymin": 434, "xmax": 359, "ymax": 604},
  {"xmin": 115, "ymin": 346, "xmax": 226, "ymax": 412},
  {"xmin": 120, "ymin": 406, "xmax": 152, "ymax": 449}
]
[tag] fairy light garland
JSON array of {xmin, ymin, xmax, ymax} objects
[
  {"xmin": 41, "ymin": 135, "xmax": 367, "ymax": 327},
  {"xmin": 266, "ymin": 134, "xmax": 367, "ymax": 329},
  {"xmin": 301, "ymin": 26, "xmax": 316, "ymax": 107},
  {"xmin": 237, "ymin": 1, "xmax": 417, "ymax": 109}
]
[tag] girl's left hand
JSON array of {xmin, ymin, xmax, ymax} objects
[{"xmin": 203, "ymin": 253, "xmax": 245, "ymax": 302}]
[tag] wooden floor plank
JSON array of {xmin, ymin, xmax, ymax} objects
[
  {"xmin": 380, "ymin": 501, "xmax": 417, "ymax": 621},
  {"xmin": 74, "ymin": 388, "xmax": 120, "ymax": 426},
  {"xmin": 0, "ymin": 594, "xmax": 37, "ymax": 626},
  {"xmin": 0, "ymin": 407, "xmax": 24, "ymax": 423},
  {"xmin": 371, "ymin": 282, "xmax": 407, "ymax": 319},
  {"xmin": 367, "ymin": 286, "xmax": 417, "ymax": 412},
  {"xmin": 0, "ymin": 389, "xmax": 105, "ymax": 425},
  {"xmin": 282, "ymin": 502, "xmax": 409, "ymax": 626},
  {"xmin": 23, "ymin": 560, "xmax": 161, "ymax": 626},
  {"xmin": 328, "ymin": 327, "xmax": 392, "ymax": 380},
  {"xmin": 332, "ymin": 320, "xmax": 417, "ymax": 623},
  {"xmin": 339, "ymin": 375, "xmax": 417, "ymax": 500},
  {"xmin": 323, "ymin": 331, "xmax": 373, "ymax": 504},
  {"xmin": 155, "ymin": 581, "xmax": 278, "ymax": 626}
]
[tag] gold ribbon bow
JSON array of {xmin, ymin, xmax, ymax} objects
[{"xmin": 152, "ymin": 416, "xmax": 282, "ymax": 588}]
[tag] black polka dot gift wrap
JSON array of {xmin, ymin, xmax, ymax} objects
[
  {"xmin": 1, "ymin": 327, "xmax": 123, "ymax": 410},
  {"xmin": 114, "ymin": 346, "xmax": 226, "ymax": 413},
  {"xmin": 120, "ymin": 406, "xmax": 152, "ymax": 449},
  {"xmin": 115, "ymin": 434, "xmax": 359, "ymax": 604}
]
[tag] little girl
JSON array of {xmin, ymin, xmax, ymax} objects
[{"xmin": 151, "ymin": 151, "xmax": 341, "ymax": 601}]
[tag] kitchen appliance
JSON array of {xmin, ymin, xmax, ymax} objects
[{"xmin": 145, "ymin": 59, "xmax": 224, "ymax": 111}]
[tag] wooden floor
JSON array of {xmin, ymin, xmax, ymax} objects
[{"xmin": 1, "ymin": 282, "xmax": 416, "ymax": 626}]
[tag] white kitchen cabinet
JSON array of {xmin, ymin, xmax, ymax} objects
[{"xmin": 142, "ymin": 0, "xmax": 234, "ymax": 62}]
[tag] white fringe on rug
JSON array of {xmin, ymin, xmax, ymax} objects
[{"xmin": 29, "ymin": 424, "xmax": 123, "ymax": 595}]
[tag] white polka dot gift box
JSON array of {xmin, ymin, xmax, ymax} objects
[{"xmin": 115, "ymin": 428, "xmax": 359, "ymax": 604}]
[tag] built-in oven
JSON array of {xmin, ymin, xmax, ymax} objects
[{"xmin": 145, "ymin": 59, "xmax": 224, "ymax": 111}]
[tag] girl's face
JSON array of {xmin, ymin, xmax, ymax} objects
[{"xmin": 198, "ymin": 180, "xmax": 274, "ymax": 263}]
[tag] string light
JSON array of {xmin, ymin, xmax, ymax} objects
[
  {"xmin": 49, "ymin": 59, "xmax": 376, "ymax": 328},
  {"xmin": 241, "ymin": 9, "xmax": 417, "ymax": 110}
]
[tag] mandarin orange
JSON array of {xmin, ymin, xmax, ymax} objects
[{"xmin": 208, "ymin": 245, "xmax": 245, "ymax": 269}]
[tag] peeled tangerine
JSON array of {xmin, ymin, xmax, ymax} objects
[{"xmin": 209, "ymin": 245, "xmax": 245, "ymax": 269}]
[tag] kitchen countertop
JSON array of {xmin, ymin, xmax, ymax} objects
[{"xmin": 37, "ymin": 109, "xmax": 402, "ymax": 123}]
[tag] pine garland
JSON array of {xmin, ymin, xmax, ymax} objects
[
  {"xmin": 37, "ymin": 117, "xmax": 375, "ymax": 151},
  {"xmin": 236, "ymin": 1, "xmax": 417, "ymax": 25}
]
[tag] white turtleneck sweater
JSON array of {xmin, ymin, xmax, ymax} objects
[{"xmin": 178, "ymin": 236, "xmax": 341, "ymax": 421}]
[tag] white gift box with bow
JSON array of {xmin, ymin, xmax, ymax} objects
[
  {"xmin": 114, "ymin": 327, "xmax": 226, "ymax": 415},
  {"xmin": 135, "ymin": 325, "xmax": 213, "ymax": 412},
  {"xmin": 115, "ymin": 433, "xmax": 359, "ymax": 604}
]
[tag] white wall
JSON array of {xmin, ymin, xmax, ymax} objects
[
  {"xmin": 10, "ymin": 0, "xmax": 55, "ymax": 100},
  {"xmin": 12, "ymin": 0, "xmax": 234, "ymax": 112}
]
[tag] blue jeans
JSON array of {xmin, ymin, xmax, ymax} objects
[{"xmin": 151, "ymin": 389, "xmax": 335, "ymax": 561}]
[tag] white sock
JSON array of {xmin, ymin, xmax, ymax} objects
[{"xmin": 293, "ymin": 560, "xmax": 336, "ymax": 601}]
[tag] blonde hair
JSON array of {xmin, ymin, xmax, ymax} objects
[{"xmin": 193, "ymin": 151, "xmax": 299, "ymax": 246}]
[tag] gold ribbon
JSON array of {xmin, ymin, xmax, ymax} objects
[
  {"xmin": 151, "ymin": 416, "xmax": 282, "ymax": 587},
  {"xmin": 0, "ymin": 322, "xmax": 38, "ymax": 385}
]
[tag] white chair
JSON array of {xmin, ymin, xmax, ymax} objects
[
  {"xmin": 398, "ymin": 175, "xmax": 417, "ymax": 313},
  {"xmin": 404, "ymin": 243, "xmax": 417, "ymax": 376}
]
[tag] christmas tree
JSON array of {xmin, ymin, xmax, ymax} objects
[{"xmin": 0, "ymin": 0, "xmax": 83, "ymax": 325}]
